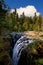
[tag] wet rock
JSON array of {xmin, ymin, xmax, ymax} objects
[
  {"xmin": 18, "ymin": 42, "xmax": 43, "ymax": 65},
  {"xmin": 18, "ymin": 48, "xmax": 34, "ymax": 65}
]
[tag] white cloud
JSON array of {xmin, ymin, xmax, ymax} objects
[{"xmin": 10, "ymin": 5, "xmax": 40, "ymax": 17}]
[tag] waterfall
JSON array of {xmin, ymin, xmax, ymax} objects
[{"xmin": 10, "ymin": 32, "xmax": 33, "ymax": 65}]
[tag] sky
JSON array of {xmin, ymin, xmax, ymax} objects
[{"xmin": 5, "ymin": 0, "xmax": 43, "ymax": 16}]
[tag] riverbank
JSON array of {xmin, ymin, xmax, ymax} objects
[{"xmin": 0, "ymin": 31, "xmax": 43, "ymax": 65}]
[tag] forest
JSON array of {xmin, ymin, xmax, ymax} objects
[
  {"xmin": 0, "ymin": 0, "xmax": 43, "ymax": 35},
  {"xmin": 0, "ymin": 0, "xmax": 43, "ymax": 65}
]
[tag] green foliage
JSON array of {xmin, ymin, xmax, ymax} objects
[
  {"xmin": 28, "ymin": 41, "xmax": 42, "ymax": 49},
  {"xmin": 0, "ymin": 1, "xmax": 43, "ymax": 65},
  {"xmin": 0, "ymin": 0, "xmax": 43, "ymax": 34},
  {"xmin": 35, "ymin": 59, "xmax": 43, "ymax": 65},
  {"xmin": 6, "ymin": 11, "xmax": 43, "ymax": 32},
  {"xmin": 0, "ymin": 0, "xmax": 9, "ymax": 35}
]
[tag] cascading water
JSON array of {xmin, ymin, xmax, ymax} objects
[{"xmin": 10, "ymin": 32, "xmax": 34, "ymax": 65}]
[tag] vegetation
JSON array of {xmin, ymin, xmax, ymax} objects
[
  {"xmin": 0, "ymin": 0, "xmax": 43, "ymax": 65},
  {"xmin": 18, "ymin": 41, "xmax": 43, "ymax": 65},
  {"xmin": 28, "ymin": 41, "xmax": 43, "ymax": 65},
  {"xmin": 5, "ymin": 11, "xmax": 43, "ymax": 32},
  {"xmin": 0, "ymin": 0, "xmax": 43, "ymax": 33},
  {"xmin": 35, "ymin": 59, "xmax": 43, "ymax": 65}
]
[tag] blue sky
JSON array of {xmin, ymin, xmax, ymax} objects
[{"xmin": 5, "ymin": 0, "xmax": 43, "ymax": 15}]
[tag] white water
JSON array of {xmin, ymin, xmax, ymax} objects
[{"xmin": 12, "ymin": 34, "xmax": 33, "ymax": 65}]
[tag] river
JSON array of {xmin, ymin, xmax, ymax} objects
[{"xmin": 10, "ymin": 32, "xmax": 34, "ymax": 65}]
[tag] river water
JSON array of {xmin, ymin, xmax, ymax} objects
[{"xmin": 10, "ymin": 32, "xmax": 34, "ymax": 65}]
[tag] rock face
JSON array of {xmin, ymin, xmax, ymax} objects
[
  {"xmin": 0, "ymin": 55, "xmax": 12, "ymax": 65},
  {"xmin": 18, "ymin": 48, "xmax": 35, "ymax": 65},
  {"xmin": 18, "ymin": 41, "xmax": 43, "ymax": 65},
  {"xmin": 0, "ymin": 32, "xmax": 43, "ymax": 65},
  {"xmin": 24, "ymin": 31, "xmax": 43, "ymax": 41},
  {"xmin": 0, "ymin": 35, "xmax": 12, "ymax": 65}
]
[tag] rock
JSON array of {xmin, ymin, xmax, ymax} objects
[
  {"xmin": 0, "ymin": 34, "xmax": 12, "ymax": 65},
  {"xmin": 2, "ymin": 55, "xmax": 12, "ymax": 65},
  {"xmin": 18, "ymin": 48, "xmax": 34, "ymax": 65},
  {"xmin": 18, "ymin": 42, "xmax": 43, "ymax": 65}
]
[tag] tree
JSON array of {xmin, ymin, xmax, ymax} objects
[
  {"xmin": 33, "ymin": 13, "xmax": 39, "ymax": 31},
  {"xmin": 0, "ymin": 0, "xmax": 8, "ymax": 10},
  {"xmin": 28, "ymin": 17, "xmax": 33, "ymax": 30},
  {"xmin": 38, "ymin": 15, "xmax": 42, "ymax": 31},
  {"xmin": 23, "ymin": 17, "xmax": 29, "ymax": 31},
  {"xmin": 0, "ymin": 0, "xmax": 8, "ymax": 34}
]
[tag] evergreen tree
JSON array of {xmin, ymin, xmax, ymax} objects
[
  {"xmin": 38, "ymin": 15, "xmax": 42, "ymax": 31},
  {"xmin": 0, "ymin": 0, "xmax": 8, "ymax": 34}
]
